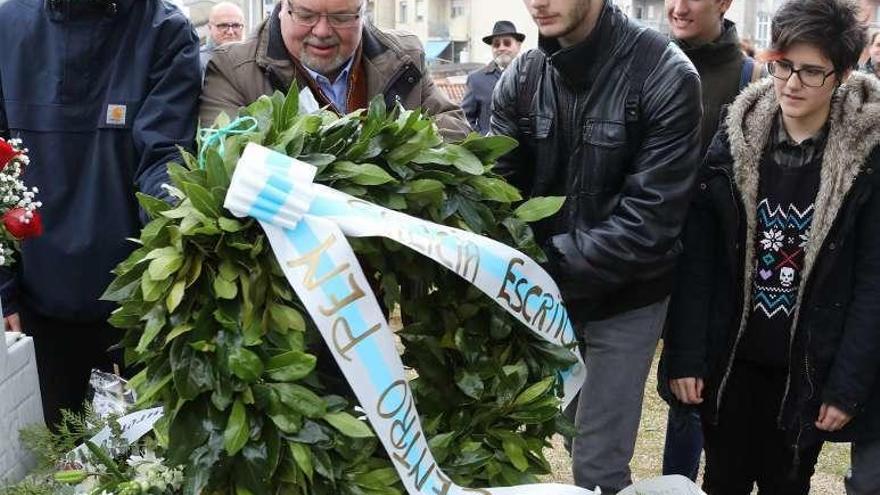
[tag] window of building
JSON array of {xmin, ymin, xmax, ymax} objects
[
  {"xmin": 451, "ymin": 0, "xmax": 464, "ymax": 18},
  {"xmin": 647, "ymin": 4, "xmax": 655, "ymax": 19},
  {"xmin": 399, "ymin": 0, "xmax": 408, "ymax": 23},
  {"xmin": 415, "ymin": 0, "xmax": 424, "ymax": 20},
  {"xmin": 756, "ymin": 11, "xmax": 771, "ymax": 48},
  {"xmin": 635, "ymin": 6, "xmax": 643, "ymax": 19}
]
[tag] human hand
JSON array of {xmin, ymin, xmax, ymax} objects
[
  {"xmin": 4, "ymin": 312, "xmax": 21, "ymax": 332},
  {"xmin": 670, "ymin": 377, "xmax": 704, "ymax": 405},
  {"xmin": 815, "ymin": 403, "xmax": 852, "ymax": 432}
]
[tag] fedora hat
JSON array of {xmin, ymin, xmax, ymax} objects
[{"xmin": 482, "ymin": 20, "xmax": 526, "ymax": 45}]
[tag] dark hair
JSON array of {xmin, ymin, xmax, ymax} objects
[
  {"xmin": 771, "ymin": 0, "xmax": 866, "ymax": 76},
  {"xmin": 871, "ymin": 29, "xmax": 880, "ymax": 45}
]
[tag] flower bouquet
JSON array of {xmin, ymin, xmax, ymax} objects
[
  {"xmin": 2, "ymin": 406, "xmax": 183, "ymax": 495},
  {"xmin": 0, "ymin": 138, "xmax": 42, "ymax": 265}
]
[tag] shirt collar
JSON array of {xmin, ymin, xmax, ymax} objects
[
  {"xmin": 773, "ymin": 111, "xmax": 829, "ymax": 150},
  {"xmin": 303, "ymin": 56, "xmax": 356, "ymax": 86}
]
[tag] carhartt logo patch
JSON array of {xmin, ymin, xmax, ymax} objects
[{"xmin": 106, "ymin": 104, "xmax": 127, "ymax": 125}]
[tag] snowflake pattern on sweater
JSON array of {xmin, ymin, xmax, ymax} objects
[{"xmin": 752, "ymin": 198, "xmax": 814, "ymax": 319}]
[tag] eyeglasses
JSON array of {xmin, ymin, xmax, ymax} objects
[
  {"xmin": 213, "ymin": 22, "xmax": 244, "ymax": 32},
  {"xmin": 492, "ymin": 38, "xmax": 516, "ymax": 49},
  {"xmin": 767, "ymin": 60, "xmax": 836, "ymax": 88},
  {"xmin": 286, "ymin": 1, "xmax": 364, "ymax": 28}
]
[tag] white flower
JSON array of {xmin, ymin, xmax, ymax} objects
[
  {"xmin": 125, "ymin": 450, "xmax": 184, "ymax": 492},
  {"xmin": 760, "ymin": 229, "xmax": 784, "ymax": 251}
]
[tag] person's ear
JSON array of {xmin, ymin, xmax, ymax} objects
[{"xmin": 719, "ymin": 0, "xmax": 733, "ymax": 16}]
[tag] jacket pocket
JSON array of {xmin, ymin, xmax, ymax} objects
[
  {"xmin": 582, "ymin": 119, "xmax": 629, "ymax": 194},
  {"xmin": 807, "ymin": 307, "xmax": 846, "ymax": 363}
]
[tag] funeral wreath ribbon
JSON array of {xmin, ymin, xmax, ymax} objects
[{"xmin": 224, "ymin": 143, "xmax": 590, "ymax": 495}]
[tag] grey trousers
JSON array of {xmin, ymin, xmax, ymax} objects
[
  {"xmin": 846, "ymin": 437, "xmax": 880, "ymax": 495},
  {"xmin": 571, "ymin": 298, "xmax": 669, "ymax": 494}
]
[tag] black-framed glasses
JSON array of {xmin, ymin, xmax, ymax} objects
[
  {"xmin": 768, "ymin": 60, "xmax": 836, "ymax": 88},
  {"xmin": 286, "ymin": 1, "xmax": 363, "ymax": 27},
  {"xmin": 214, "ymin": 22, "xmax": 244, "ymax": 32}
]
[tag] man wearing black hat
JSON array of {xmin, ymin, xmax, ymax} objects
[{"xmin": 461, "ymin": 21, "xmax": 524, "ymax": 134}]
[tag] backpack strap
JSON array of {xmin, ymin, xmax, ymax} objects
[
  {"xmin": 740, "ymin": 56, "xmax": 756, "ymax": 90},
  {"xmin": 515, "ymin": 49, "xmax": 546, "ymax": 136},
  {"xmin": 624, "ymin": 28, "xmax": 670, "ymax": 128}
]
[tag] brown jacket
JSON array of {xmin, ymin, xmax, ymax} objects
[{"xmin": 200, "ymin": 7, "xmax": 470, "ymax": 141}]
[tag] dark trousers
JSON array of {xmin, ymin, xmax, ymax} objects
[
  {"xmin": 702, "ymin": 360, "xmax": 823, "ymax": 495},
  {"xmin": 847, "ymin": 436, "xmax": 880, "ymax": 495},
  {"xmin": 663, "ymin": 402, "xmax": 703, "ymax": 480},
  {"xmin": 22, "ymin": 305, "xmax": 123, "ymax": 428}
]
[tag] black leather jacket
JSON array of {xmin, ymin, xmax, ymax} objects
[{"xmin": 492, "ymin": 2, "xmax": 703, "ymax": 321}]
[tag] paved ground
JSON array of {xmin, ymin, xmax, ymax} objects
[{"xmin": 542, "ymin": 346, "xmax": 850, "ymax": 494}]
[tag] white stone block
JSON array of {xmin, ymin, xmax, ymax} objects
[{"xmin": 0, "ymin": 334, "xmax": 44, "ymax": 485}]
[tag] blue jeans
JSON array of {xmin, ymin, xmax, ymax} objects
[{"xmin": 663, "ymin": 401, "xmax": 703, "ymax": 481}]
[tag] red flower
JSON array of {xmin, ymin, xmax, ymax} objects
[
  {"xmin": 0, "ymin": 140, "xmax": 18, "ymax": 171},
  {"xmin": 3, "ymin": 208, "xmax": 42, "ymax": 239}
]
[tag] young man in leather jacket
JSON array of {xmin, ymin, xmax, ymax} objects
[{"xmin": 491, "ymin": 0, "xmax": 703, "ymax": 492}]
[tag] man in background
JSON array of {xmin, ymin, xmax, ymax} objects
[
  {"xmin": 201, "ymin": 2, "xmax": 247, "ymax": 75},
  {"xmin": 461, "ymin": 21, "xmax": 524, "ymax": 134}
]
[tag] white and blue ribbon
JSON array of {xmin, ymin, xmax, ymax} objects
[{"xmin": 224, "ymin": 143, "xmax": 704, "ymax": 495}]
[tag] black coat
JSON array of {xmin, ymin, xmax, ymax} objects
[
  {"xmin": 665, "ymin": 75, "xmax": 880, "ymax": 444},
  {"xmin": 491, "ymin": 0, "xmax": 702, "ymax": 321},
  {"xmin": 461, "ymin": 62, "xmax": 502, "ymax": 135}
]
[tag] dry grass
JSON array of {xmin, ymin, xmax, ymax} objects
[{"xmin": 542, "ymin": 347, "xmax": 851, "ymax": 494}]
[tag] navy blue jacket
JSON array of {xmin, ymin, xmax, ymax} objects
[
  {"xmin": 0, "ymin": 0, "xmax": 200, "ymax": 321},
  {"xmin": 461, "ymin": 62, "xmax": 502, "ymax": 135}
]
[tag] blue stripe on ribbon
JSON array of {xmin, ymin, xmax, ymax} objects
[
  {"xmin": 283, "ymin": 221, "xmax": 437, "ymax": 491},
  {"xmin": 307, "ymin": 188, "xmax": 579, "ymax": 347}
]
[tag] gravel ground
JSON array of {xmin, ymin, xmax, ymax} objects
[{"xmin": 542, "ymin": 347, "xmax": 850, "ymax": 494}]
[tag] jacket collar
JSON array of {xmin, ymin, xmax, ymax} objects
[
  {"xmin": 484, "ymin": 61, "xmax": 503, "ymax": 74},
  {"xmin": 725, "ymin": 72, "xmax": 880, "ymax": 340},
  {"xmin": 675, "ymin": 19, "xmax": 742, "ymax": 68},
  {"xmin": 265, "ymin": 2, "xmax": 290, "ymax": 62},
  {"xmin": 539, "ymin": 0, "xmax": 617, "ymax": 87}
]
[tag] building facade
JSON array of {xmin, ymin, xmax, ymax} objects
[{"xmin": 368, "ymin": 0, "xmax": 537, "ymax": 65}]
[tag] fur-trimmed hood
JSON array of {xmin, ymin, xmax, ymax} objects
[{"xmin": 724, "ymin": 71, "xmax": 880, "ymax": 371}]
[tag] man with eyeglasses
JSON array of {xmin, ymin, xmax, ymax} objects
[
  {"xmin": 663, "ymin": 0, "xmax": 880, "ymax": 493},
  {"xmin": 199, "ymin": 0, "xmax": 470, "ymax": 140},
  {"xmin": 200, "ymin": 2, "xmax": 246, "ymax": 75},
  {"xmin": 461, "ymin": 21, "xmax": 524, "ymax": 135}
]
